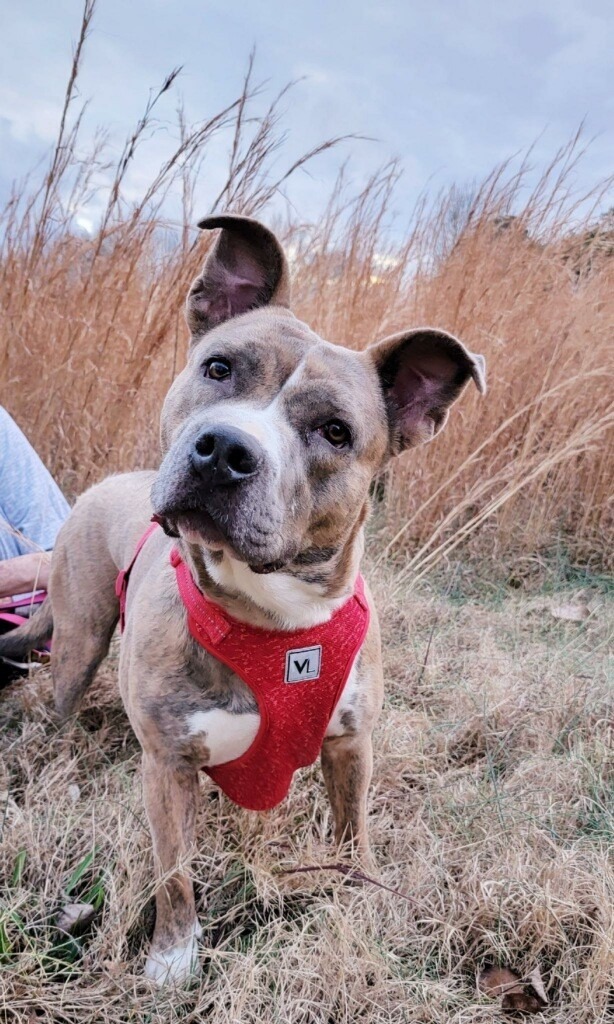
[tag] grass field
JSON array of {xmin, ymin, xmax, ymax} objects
[
  {"xmin": 1, "ymin": 5, "xmax": 613, "ymax": 1020},
  {"xmin": 1, "ymin": 553, "xmax": 612, "ymax": 1022}
]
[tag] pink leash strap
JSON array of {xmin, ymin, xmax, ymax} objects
[
  {"xmin": 0, "ymin": 612, "xmax": 29, "ymax": 629},
  {"xmin": 115, "ymin": 522, "xmax": 160, "ymax": 632}
]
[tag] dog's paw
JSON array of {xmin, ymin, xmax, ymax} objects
[{"xmin": 144, "ymin": 922, "xmax": 202, "ymax": 986}]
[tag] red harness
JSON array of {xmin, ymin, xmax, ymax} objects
[{"xmin": 116, "ymin": 524, "xmax": 370, "ymax": 811}]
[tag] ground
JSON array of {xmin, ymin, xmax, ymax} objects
[{"xmin": 0, "ymin": 554, "xmax": 612, "ymax": 1023}]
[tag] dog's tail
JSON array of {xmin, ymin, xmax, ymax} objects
[{"xmin": 0, "ymin": 599, "xmax": 53, "ymax": 660}]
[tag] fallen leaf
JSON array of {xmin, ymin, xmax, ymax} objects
[
  {"xmin": 551, "ymin": 601, "xmax": 589, "ymax": 622},
  {"xmin": 527, "ymin": 965, "xmax": 548, "ymax": 1005},
  {"xmin": 56, "ymin": 902, "xmax": 95, "ymax": 934}
]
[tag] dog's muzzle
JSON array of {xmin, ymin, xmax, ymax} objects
[
  {"xmin": 151, "ymin": 423, "xmax": 291, "ymax": 568},
  {"xmin": 190, "ymin": 426, "xmax": 263, "ymax": 488}
]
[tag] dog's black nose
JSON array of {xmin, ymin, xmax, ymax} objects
[{"xmin": 191, "ymin": 426, "xmax": 263, "ymax": 485}]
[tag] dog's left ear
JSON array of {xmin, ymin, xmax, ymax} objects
[
  {"xmin": 186, "ymin": 215, "xmax": 291, "ymax": 336},
  {"xmin": 368, "ymin": 327, "xmax": 486, "ymax": 454}
]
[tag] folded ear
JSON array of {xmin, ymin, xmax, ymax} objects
[
  {"xmin": 186, "ymin": 215, "xmax": 291, "ymax": 337},
  {"xmin": 368, "ymin": 327, "xmax": 486, "ymax": 454}
]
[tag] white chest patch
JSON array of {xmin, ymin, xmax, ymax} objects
[
  {"xmin": 186, "ymin": 708, "xmax": 260, "ymax": 766},
  {"xmin": 204, "ymin": 553, "xmax": 347, "ymax": 630}
]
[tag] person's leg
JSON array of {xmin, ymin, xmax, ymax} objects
[
  {"xmin": 0, "ymin": 406, "xmax": 70, "ymax": 600},
  {"xmin": 0, "ymin": 406, "xmax": 70, "ymax": 558}
]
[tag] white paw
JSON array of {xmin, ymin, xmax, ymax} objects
[{"xmin": 145, "ymin": 922, "xmax": 202, "ymax": 986}]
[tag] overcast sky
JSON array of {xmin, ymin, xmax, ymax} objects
[{"xmin": 0, "ymin": 0, "xmax": 612, "ymax": 230}]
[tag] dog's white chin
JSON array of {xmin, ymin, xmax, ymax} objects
[
  {"xmin": 145, "ymin": 922, "xmax": 202, "ymax": 986},
  {"xmin": 203, "ymin": 549, "xmax": 348, "ymax": 629}
]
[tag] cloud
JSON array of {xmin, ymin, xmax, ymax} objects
[
  {"xmin": 0, "ymin": 87, "xmax": 63, "ymax": 144},
  {"xmin": 0, "ymin": 0, "xmax": 611, "ymax": 222}
]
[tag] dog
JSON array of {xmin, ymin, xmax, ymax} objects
[{"xmin": 0, "ymin": 215, "xmax": 485, "ymax": 985}]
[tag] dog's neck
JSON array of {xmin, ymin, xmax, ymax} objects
[{"xmin": 181, "ymin": 520, "xmax": 366, "ymax": 631}]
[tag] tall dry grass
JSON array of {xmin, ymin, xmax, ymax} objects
[{"xmin": 0, "ymin": 0, "xmax": 612, "ymax": 573}]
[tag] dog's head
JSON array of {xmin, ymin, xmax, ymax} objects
[{"xmin": 152, "ymin": 215, "xmax": 485, "ymax": 578}]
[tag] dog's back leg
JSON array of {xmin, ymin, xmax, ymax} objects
[
  {"xmin": 52, "ymin": 612, "xmax": 118, "ymax": 720},
  {"xmin": 50, "ymin": 533, "xmax": 120, "ymax": 721}
]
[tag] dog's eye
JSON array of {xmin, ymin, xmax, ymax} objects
[
  {"xmin": 204, "ymin": 358, "xmax": 231, "ymax": 381},
  {"xmin": 318, "ymin": 420, "xmax": 351, "ymax": 449}
]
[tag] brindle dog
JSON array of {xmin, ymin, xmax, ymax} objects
[{"xmin": 0, "ymin": 216, "xmax": 485, "ymax": 984}]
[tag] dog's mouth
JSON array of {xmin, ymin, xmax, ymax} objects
[
  {"xmin": 248, "ymin": 559, "xmax": 287, "ymax": 575},
  {"xmin": 151, "ymin": 508, "xmax": 289, "ymax": 575},
  {"xmin": 153, "ymin": 508, "xmax": 224, "ymax": 545}
]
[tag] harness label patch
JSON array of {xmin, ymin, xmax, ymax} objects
[{"xmin": 285, "ymin": 644, "xmax": 322, "ymax": 683}]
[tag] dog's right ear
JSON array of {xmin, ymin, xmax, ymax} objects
[{"xmin": 186, "ymin": 215, "xmax": 291, "ymax": 337}]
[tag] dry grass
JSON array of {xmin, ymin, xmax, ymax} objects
[{"xmin": 1, "ymin": 559, "xmax": 612, "ymax": 1022}]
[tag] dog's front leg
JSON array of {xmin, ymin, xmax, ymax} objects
[
  {"xmin": 141, "ymin": 754, "xmax": 202, "ymax": 985},
  {"xmin": 321, "ymin": 732, "xmax": 375, "ymax": 870}
]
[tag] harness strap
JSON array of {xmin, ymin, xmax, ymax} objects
[
  {"xmin": 170, "ymin": 547, "xmax": 231, "ymax": 645},
  {"xmin": 115, "ymin": 521, "xmax": 159, "ymax": 631},
  {"xmin": 118, "ymin": 523, "xmax": 370, "ymax": 642},
  {"xmin": 116, "ymin": 523, "xmax": 371, "ymax": 811}
]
